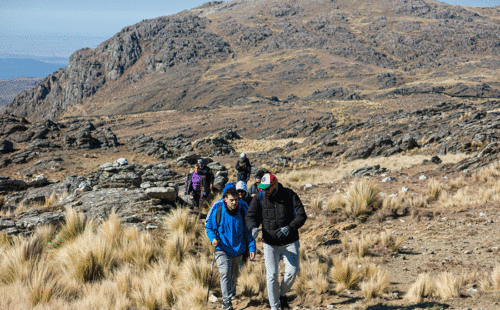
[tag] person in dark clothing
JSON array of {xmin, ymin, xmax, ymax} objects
[
  {"xmin": 184, "ymin": 163, "xmax": 209, "ymax": 208},
  {"xmin": 246, "ymin": 173, "xmax": 307, "ymax": 310},
  {"xmin": 236, "ymin": 181, "xmax": 253, "ymax": 206},
  {"xmin": 198, "ymin": 158, "xmax": 214, "ymax": 193},
  {"xmin": 248, "ymin": 171, "xmax": 264, "ymax": 197},
  {"xmin": 235, "ymin": 153, "xmax": 252, "ymax": 182}
]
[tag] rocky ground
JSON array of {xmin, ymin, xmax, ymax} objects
[{"xmin": 1, "ymin": 94, "xmax": 500, "ymax": 309}]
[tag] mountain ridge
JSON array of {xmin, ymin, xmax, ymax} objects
[{"xmin": 5, "ymin": 0, "xmax": 500, "ymax": 121}]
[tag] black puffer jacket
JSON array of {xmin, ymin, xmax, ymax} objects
[{"xmin": 246, "ymin": 183, "xmax": 307, "ymax": 246}]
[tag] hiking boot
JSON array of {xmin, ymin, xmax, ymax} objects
[
  {"xmin": 279, "ymin": 295, "xmax": 290, "ymax": 310},
  {"xmin": 222, "ymin": 300, "xmax": 234, "ymax": 310}
]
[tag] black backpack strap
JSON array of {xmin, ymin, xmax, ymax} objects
[
  {"xmin": 216, "ymin": 203, "xmax": 246, "ymax": 228},
  {"xmin": 216, "ymin": 204, "xmax": 222, "ymax": 228}
]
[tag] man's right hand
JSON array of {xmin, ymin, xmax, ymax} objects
[{"xmin": 212, "ymin": 239, "xmax": 219, "ymax": 247}]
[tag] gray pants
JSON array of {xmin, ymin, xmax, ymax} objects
[
  {"xmin": 263, "ymin": 241, "xmax": 300, "ymax": 310},
  {"xmin": 215, "ymin": 250, "xmax": 242, "ymax": 304}
]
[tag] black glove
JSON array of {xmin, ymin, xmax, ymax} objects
[{"xmin": 276, "ymin": 226, "xmax": 290, "ymax": 240}]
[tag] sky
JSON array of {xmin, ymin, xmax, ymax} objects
[{"xmin": 0, "ymin": 0, "xmax": 499, "ymax": 65}]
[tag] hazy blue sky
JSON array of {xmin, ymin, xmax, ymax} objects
[{"xmin": 1, "ymin": 0, "xmax": 499, "ymax": 64}]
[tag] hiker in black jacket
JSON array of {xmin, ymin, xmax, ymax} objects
[
  {"xmin": 248, "ymin": 171, "xmax": 264, "ymax": 197},
  {"xmin": 235, "ymin": 153, "xmax": 252, "ymax": 182},
  {"xmin": 246, "ymin": 173, "xmax": 307, "ymax": 310},
  {"xmin": 198, "ymin": 158, "xmax": 214, "ymax": 193}
]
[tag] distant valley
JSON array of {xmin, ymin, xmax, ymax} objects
[
  {"xmin": 0, "ymin": 77, "xmax": 43, "ymax": 106},
  {"xmin": 0, "ymin": 58, "xmax": 64, "ymax": 80}
]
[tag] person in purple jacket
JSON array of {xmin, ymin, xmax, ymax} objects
[
  {"xmin": 184, "ymin": 163, "xmax": 209, "ymax": 209},
  {"xmin": 205, "ymin": 187, "xmax": 256, "ymax": 310}
]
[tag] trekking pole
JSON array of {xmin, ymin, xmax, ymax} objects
[{"xmin": 206, "ymin": 250, "xmax": 216, "ymax": 303}]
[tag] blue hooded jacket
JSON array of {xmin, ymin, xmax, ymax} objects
[{"xmin": 205, "ymin": 197, "xmax": 256, "ymax": 257}]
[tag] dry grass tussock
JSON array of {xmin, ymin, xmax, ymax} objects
[
  {"xmin": 309, "ymin": 195, "xmax": 324, "ymax": 211},
  {"xmin": 405, "ymin": 273, "xmax": 434, "ymax": 304},
  {"xmin": 326, "ymin": 193, "xmax": 346, "ymax": 212},
  {"xmin": 434, "ymin": 272, "xmax": 464, "ymax": 301},
  {"xmin": 360, "ymin": 268, "xmax": 390, "ymax": 299},
  {"xmin": 428, "ymin": 179, "xmax": 443, "ymax": 200},
  {"xmin": 492, "ymin": 265, "xmax": 500, "ymax": 291},
  {"xmin": 278, "ymin": 153, "xmax": 473, "ymax": 188},
  {"xmin": 329, "ymin": 256, "xmax": 361, "ymax": 293},
  {"xmin": 344, "ymin": 180, "xmax": 382, "ymax": 221},
  {"xmin": 341, "ymin": 230, "xmax": 405, "ymax": 258}
]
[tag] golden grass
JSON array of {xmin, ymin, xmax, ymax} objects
[
  {"xmin": 120, "ymin": 227, "xmax": 162, "ymax": 269},
  {"xmin": 326, "ymin": 193, "xmax": 346, "ymax": 212},
  {"xmin": 492, "ymin": 265, "xmax": 500, "ymax": 291},
  {"xmin": 309, "ymin": 195, "xmax": 324, "ymax": 211},
  {"xmin": 57, "ymin": 228, "xmax": 117, "ymax": 283},
  {"xmin": 349, "ymin": 234, "xmax": 376, "ymax": 258},
  {"xmin": 163, "ymin": 229, "xmax": 190, "ymax": 264},
  {"xmin": 48, "ymin": 207, "xmax": 90, "ymax": 249},
  {"xmin": 232, "ymin": 138, "xmax": 305, "ymax": 154},
  {"xmin": 360, "ymin": 268, "xmax": 390, "ymax": 299},
  {"xmin": 344, "ymin": 180, "xmax": 382, "ymax": 220},
  {"xmin": 428, "ymin": 179, "xmax": 443, "ymax": 200},
  {"xmin": 239, "ymin": 259, "xmax": 267, "ymax": 298},
  {"xmin": 0, "ymin": 243, "xmax": 32, "ymax": 284},
  {"xmin": 404, "ymin": 273, "xmax": 434, "ymax": 304},
  {"xmin": 434, "ymin": 272, "xmax": 464, "ymax": 301},
  {"xmin": 329, "ymin": 256, "xmax": 361, "ymax": 291},
  {"xmin": 378, "ymin": 230, "xmax": 406, "ymax": 252},
  {"xmin": 27, "ymin": 259, "xmax": 77, "ymax": 306},
  {"xmin": 277, "ymin": 153, "xmax": 474, "ymax": 188},
  {"xmin": 163, "ymin": 208, "xmax": 200, "ymax": 236},
  {"xmin": 448, "ymin": 175, "xmax": 466, "ymax": 190}
]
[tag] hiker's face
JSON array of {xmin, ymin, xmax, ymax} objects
[
  {"xmin": 255, "ymin": 177, "xmax": 261, "ymax": 184},
  {"xmin": 237, "ymin": 190, "xmax": 246, "ymax": 199},
  {"xmin": 263, "ymin": 182, "xmax": 277, "ymax": 196},
  {"xmin": 194, "ymin": 166, "xmax": 200, "ymax": 173},
  {"xmin": 224, "ymin": 195, "xmax": 238, "ymax": 210}
]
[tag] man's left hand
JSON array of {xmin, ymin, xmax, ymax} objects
[
  {"xmin": 276, "ymin": 226, "xmax": 290, "ymax": 240},
  {"xmin": 249, "ymin": 252, "xmax": 256, "ymax": 261}
]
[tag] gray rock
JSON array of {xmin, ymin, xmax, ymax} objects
[
  {"xmin": 26, "ymin": 174, "xmax": 49, "ymax": 188},
  {"xmin": 382, "ymin": 177, "xmax": 397, "ymax": 182},
  {"xmin": 145, "ymin": 187, "xmax": 177, "ymax": 201}
]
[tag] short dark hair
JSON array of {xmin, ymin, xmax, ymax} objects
[
  {"xmin": 256, "ymin": 171, "xmax": 265, "ymax": 179},
  {"xmin": 224, "ymin": 188, "xmax": 238, "ymax": 198}
]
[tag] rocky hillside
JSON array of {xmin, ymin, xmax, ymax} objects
[{"xmin": 5, "ymin": 0, "xmax": 500, "ymax": 121}]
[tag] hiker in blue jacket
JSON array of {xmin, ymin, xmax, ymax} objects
[{"xmin": 205, "ymin": 187, "xmax": 256, "ymax": 310}]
